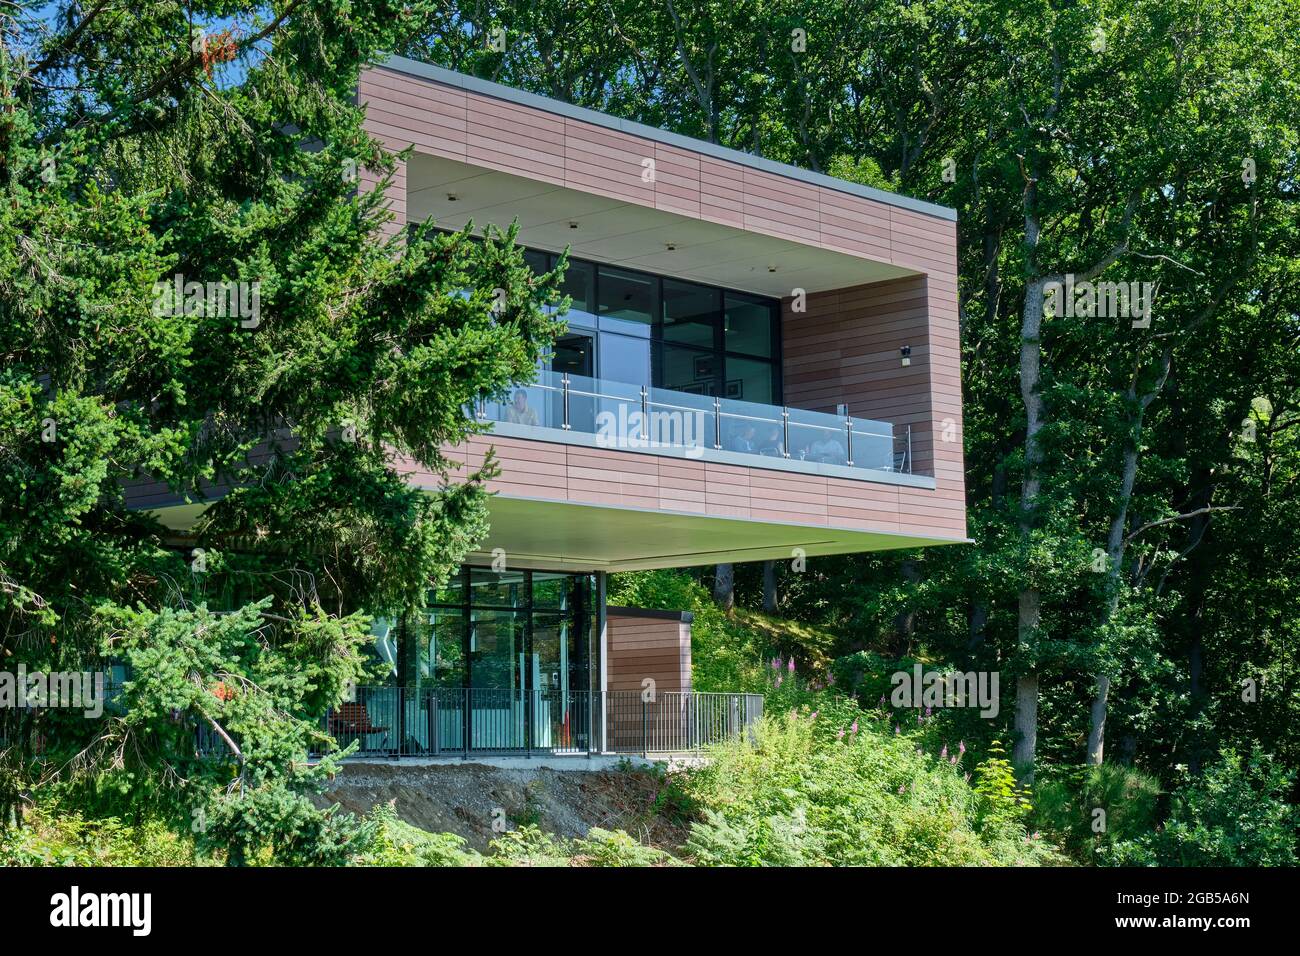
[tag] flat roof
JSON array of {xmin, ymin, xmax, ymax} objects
[{"xmin": 378, "ymin": 55, "xmax": 958, "ymax": 224}]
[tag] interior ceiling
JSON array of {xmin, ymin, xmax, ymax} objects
[
  {"xmin": 407, "ymin": 153, "xmax": 914, "ymax": 298},
  {"xmin": 465, "ymin": 496, "xmax": 961, "ymax": 572}
]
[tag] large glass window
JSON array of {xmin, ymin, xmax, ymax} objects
[
  {"xmin": 394, "ymin": 568, "xmax": 596, "ymax": 696},
  {"xmin": 724, "ymin": 293, "xmax": 776, "ymax": 358},
  {"xmin": 597, "ymin": 265, "xmax": 656, "ymax": 332},
  {"xmin": 663, "ymin": 279, "xmax": 719, "ymax": 349},
  {"xmin": 723, "ymin": 354, "xmax": 777, "ymax": 405},
  {"xmin": 519, "ymin": 246, "xmax": 781, "ymax": 404}
]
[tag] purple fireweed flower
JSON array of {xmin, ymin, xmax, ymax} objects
[
  {"xmin": 897, "ymin": 785, "xmax": 905, "ymax": 794},
  {"xmin": 771, "ymin": 656, "xmax": 781, "ymax": 671},
  {"xmin": 958, "ymin": 741, "xmax": 966, "ymax": 755},
  {"xmin": 774, "ymin": 675, "xmax": 783, "ymax": 688},
  {"xmin": 924, "ymin": 706, "xmax": 932, "ymax": 718},
  {"xmin": 950, "ymin": 755, "xmax": 958, "ymax": 765},
  {"xmin": 941, "ymin": 744, "xmax": 948, "ymax": 759},
  {"xmin": 787, "ymin": 658, "xmax": 795, "ymax": 673},
  {"xmin": 826, "ymin": 673, "xmax": 835, "ymax": 687},
  {"xmin": 850, "ymin": 720, "xmax": 859, "ymax": 735},
  {"xmin": 894, "ymin": 725, "xmax": 900, "ymax": 735},
  {"xmin": 837, "ymin": 729, "xmax": 845, "ymax": 739},
  {"xmin": 809, "ymin": 711, "xmax": 818, "ymax": 720}
]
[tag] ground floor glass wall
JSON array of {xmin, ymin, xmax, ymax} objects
[{"xmin": 357, "ymin": 568, "xmax": 598, "ymax": 753}]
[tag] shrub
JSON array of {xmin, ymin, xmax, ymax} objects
[
  {"xmin": 1033, "ymin": 763, "xmax": 1161, "ymax": 862},
  {"xmin": 485, "ymin": 825, "xmax": 575, "ymax": 867},
  {"xmin": 1101, "ymin": 748, "xmax": 1299, "ymax": 866},
  {"xmin": 354, "ymin": 803, "xmax": 479, "ymax": 867},
  {"xmin": 677, "ymin": 708, "xmax": 1063, "ymax": 866},
  {"xmin": 572, "ymin": 828, "xmax": 681, "ymax": 867},
  {"xmin": 0, "ymin": 803, "xmax": 203, "ymax": 866}
]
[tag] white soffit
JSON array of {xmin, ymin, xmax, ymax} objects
[
  {"xmin": 407, "ymin": 153, "xmax": 914, "ymax": 298},
  {"xmin": 468, "ymin": 496, "xmax": 962, "ymax": 572}
]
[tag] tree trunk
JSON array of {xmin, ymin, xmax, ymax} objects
[
  {"xmin": 1013, "ymin": 671, "xmax": 1039, "ymax": 779},
  {"xmin": 1013, "ymin": 586, "xmax": 1041, "ymax": 780},
  {"xmin": 892, "ymin": 559, "xmax": 922, "ymax": 657},
  {"xmin": 762, "ymin": 560, "xmax": 777, "ymax": 614},
  {"xmin": 1085, "ymin": 674, "xmax": 1110, "ymax": 764},
  {"xmin": 1087, "ymin": 350, "xmax": 1170, "ymax": 765},
  {"xmin": 1014, "ymin": 270, "xmax": 1048, "ymax": 782},
  {"xmin": 713, "ymin": 563, "xmax": 734, "ymax": 613}
]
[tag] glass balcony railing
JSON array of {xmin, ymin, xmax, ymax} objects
[{"xmin": 476, "ymin": 370, "xmax": 912, "ymax": 475}]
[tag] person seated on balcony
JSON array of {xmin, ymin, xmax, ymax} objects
[
  {"xmin": 506, "ymin": 389, "xmax": 539, "ymax": 427},
  {"xmin": 809, "ymin": 435, "xmax": 847, "ymax": 464},
  {"xmin": 730, "ymin": 422, "xmax": 757, "ymax": 452},
  {"xmin": 758, "ymin": 425, "xmax": 784, "ymax": 457}
]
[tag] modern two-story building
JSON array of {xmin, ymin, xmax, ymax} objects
[{"xmin": 132, "ymin": 56, "xmax": 966, "ymax": 758}]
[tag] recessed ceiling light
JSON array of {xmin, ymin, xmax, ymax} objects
[
  {"xmin": 447, "ymin": 192, "xmax": 457, "ymax": 202},
  {"xmin": 568, "ymin": 221, "xmax": 579, "ymax": 229},
  {"xmin": 767, "ymin": 264, "xmax": 777, "ymax": 273}
]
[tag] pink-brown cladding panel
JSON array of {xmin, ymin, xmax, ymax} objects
[
  {"xmin": 782, "ymin": 272, "xmax": 966, "ymax": 536},
  {"xmin": 606, "ymin": 609, "xmax": 692, "ymax": 695},
  {"xmin": 405, "ymin": 435, "xmax": 963, "ymax": 540},
  {"xmin": 358, "ymin": 63, "xmax": 957, "ymax": 268}
]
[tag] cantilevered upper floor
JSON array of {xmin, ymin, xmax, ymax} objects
[
  {"xmin": 360, "ymin": 56, "xmax": 967, "ymax": 571},
  {"xmin": 128, "ymin": 58, "xmax": 966, "ymax": 572}
]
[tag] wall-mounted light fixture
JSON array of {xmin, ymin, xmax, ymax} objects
[
  {"xmin": 767, "ymin": 264, "xmax": 777, "ymax": 273},
  {"xmin": 446, "ymin": 192, "xmax": 458, "ymax": 202},
  {"xmin": 568, "ymin": 221, "xmax": 579, "ymax": 230},
  {"xmin": 900, "ymin": 345, "xmax": 912, "ymax": 367}
]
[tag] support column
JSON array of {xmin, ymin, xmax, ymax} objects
[{"xmin": 597, "ymin": 572, "xmax": 608, "ymax": 754}]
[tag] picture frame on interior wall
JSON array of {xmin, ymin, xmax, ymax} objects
[
  {"xmin": 693, "ymin": 354, "xmax": 716, "ymax": 381},
  {"xmin": 725, "ymin": 380, "xmax": 743, "ymax": 399}
]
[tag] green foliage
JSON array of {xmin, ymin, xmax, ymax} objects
[
  {"xmin": 485, "ymin": 825, "xmax": 576, "ymax": 867},
  {"xmin": 971, "ymin": 742, "xmax": 1032, "ymax": 834},
  {"xmin": 354, "ymin": 803, "xmax": 479, "ymax": 867},
  {"xmin": 0, "ymin": 804, "xmax": 203, "ymax": 867},
  {"xmin": 0, "ymin": 0, "xmax": 562, "ymax": 862},
  {"xmin": 678, "ymin": 710, "xmax": 1063, "ymax": 866},
  {"xmin": 572, "ymin": 828, "xmax": 680, "ymax": 867},
  {"xmin": 608, "ymin": 569, "xmax": 840, "ymax": 692},
  {"xmin": 1101, "ymin": 750, "xmax": 1300, "ymax": 866},
  {"xmin": 1033, "ymin": 763, "xmax": 1162, "ymax": 861}
]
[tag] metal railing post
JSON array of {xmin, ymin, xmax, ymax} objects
[
  {"xmin": 782, "ymin": 408, "xmax": 791, "ymax": 458},
  {"xmin": 906, "ymin": 424, "xmax": 912, "ymax": 473},
  {"xmin": 640, "ymin": 385, "xmax": 649, "ymax": 444},
  {"xmin": 713, "ymin": 397, "xmax": 722, "ymax": 449},
  {"xmin": 845, "ymin": 417, "xmax": 855, "ymax": 466},
  {"xmin": 642, "ymin": 698, "xmax": 649, "ymax": 757},
  {"xmin": 429, "ymin": 690, "xmax": 438, "ymax": 756},
  {"xmin": 561, "ymin": 376, "xmax": 571, "ymax": 430}
]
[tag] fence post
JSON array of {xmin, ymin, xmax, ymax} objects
[{"xmin": 642, "ymin": 698, "xmax": 649, "ymax": 758}]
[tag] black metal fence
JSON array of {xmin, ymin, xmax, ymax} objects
[
  {"xmin": 4, "ymin": 679, "xmax": 763, "ymax": 760},
  {"xmin": 317, "ymin": 686, "xmax": 764, "ymax": 758}
]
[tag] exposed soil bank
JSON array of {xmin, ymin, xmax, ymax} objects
[{"xmin": 315, "ymin": 762, "xmax": 689, "ymax": 852}]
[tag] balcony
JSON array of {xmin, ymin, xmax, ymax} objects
[{"xmin": 476, "ymin": 370, "xmax": 913, "ymax": 479}]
